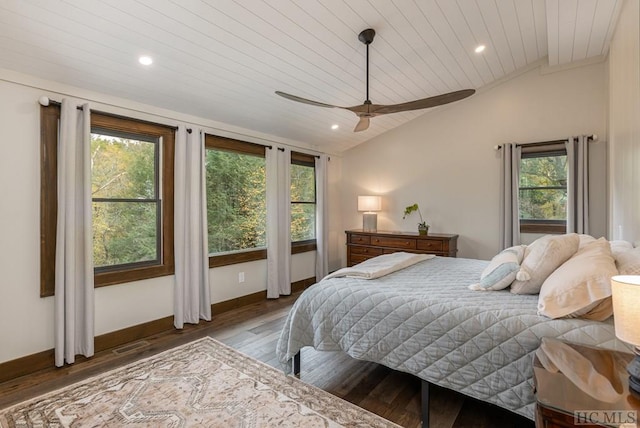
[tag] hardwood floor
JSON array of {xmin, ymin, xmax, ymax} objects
[{"xmin": 0, "ymin": 293, "xmax": 534, "ymax": 428}]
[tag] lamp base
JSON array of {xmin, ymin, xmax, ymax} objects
[
  {"xmin": 362, "ymin": 213, "xmax": 377, "ymax": 232},
  {"xmin": 629, "ymin": 349, "xmax": 640, "ymax": 396}
]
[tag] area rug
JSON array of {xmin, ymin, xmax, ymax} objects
[{"xmin": 0, "ymin": 337, "xmax": 400, "ymax": 427}]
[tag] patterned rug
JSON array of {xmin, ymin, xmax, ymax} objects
[{"xmin": 0, "ymin": 337, "xmax": 399, "ymax": 427}]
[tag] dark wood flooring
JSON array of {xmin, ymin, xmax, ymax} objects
[{"xmin": 0, "ymin": 292, "xmax": 534, "ymax": 428}]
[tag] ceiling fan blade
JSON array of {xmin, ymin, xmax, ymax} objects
[
  {"xmin": 354, "ymin": 117, "xmax": 370, "ymax": 132},
  {"xmin": 275, "ymin": 91, "xmax": 342, "ymax": 109},
  {"xmin": 372, "ymin": 89, "xmax": 476, "ymax": 115}
]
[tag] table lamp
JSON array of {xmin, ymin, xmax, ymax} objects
[
  {"xmin": 357, "ymin": 195, "xmax": 381, "ymax": 231},
  {"xmin": 611, "ymin": 275, "xmax": 640, "ymax": 395}
]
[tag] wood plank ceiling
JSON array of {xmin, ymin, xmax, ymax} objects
[{"xmin": 0, "ymin": 0, "xmax": 622, "ymax": 153}]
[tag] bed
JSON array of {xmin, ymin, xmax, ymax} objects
[{"xmin": 276, "ymin": 255, "xmax": 626, "ymax": 423}]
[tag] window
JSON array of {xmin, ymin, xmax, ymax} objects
[
  {"xmin": 91, "ymin": 128, "xmax": 160, "ymax": 271},
  {"xmin": 291, "ymin": 152, "xmax": 316, "ymax": 253},
  {"xmin": 519, "ymin": 144, "xmax": 568, "ymax": 234},
  {"xmin": 40, "ymin": 106, "xmax": 175, "ymax": 297},
  {"xmin": 205, "ymin": 135, "xmax": 267, "ymax": 267}
]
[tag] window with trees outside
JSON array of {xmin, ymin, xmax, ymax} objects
[
  {"xmin": 205, "ymin": 135, "xmax": 267, "ymax": 267},
  {"xmin": 519, "ymin": 144, "xmax": 568, "ymax": 234},
  {"xmin": 203, "ymin": 141, "xmax": 318, "ymax": 266},
  {"xmin": 291, "ymin": 152, "xmax": 316, "ymax": 254},
  {"xmin": 40, "ymin": 106, "xmax": 175, "ymax": 297},
  {"xmin": 91, "ymin": 128, "xmax": 160, "ymax": 271}
]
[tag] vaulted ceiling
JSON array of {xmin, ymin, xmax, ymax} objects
[{"xmin": 0, "ymin": 0, "xmax": 622, "ymax": 153}]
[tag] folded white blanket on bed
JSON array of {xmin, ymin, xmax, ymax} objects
[{"xmin": 323, "ymin": 252, "xmax": 434, "ymax": 281}]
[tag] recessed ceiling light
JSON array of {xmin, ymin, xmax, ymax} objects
[
  {"xmin": 331, "ymin": 124, "xmax": 339, "ymax": 130},
  {"xmin": 474, "ymin": 45, "xmax": 486, "ymax": 54},
  {"xmin": 139, "ymin": 56, "xmax": 153, "ymax": 66}
]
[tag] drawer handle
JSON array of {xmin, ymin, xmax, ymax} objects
[
  {"xmin": 405, "ymin": 241, "xmax": 410, "ymax": 245},
  {"xmin": 364, "ymin": 249, "xmax": 368, "ymax": 253},
  {"xmin": 373, "ymin": 239, "xmax": 379, "ymax": 243}
]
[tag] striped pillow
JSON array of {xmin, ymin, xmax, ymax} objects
[{"xmin": 469, "ymin": 245, "xmax": 526, "ymax": 291}]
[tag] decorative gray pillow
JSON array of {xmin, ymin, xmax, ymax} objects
[{"xmin": 469, "ymin": 245, "xmax": 526, "ymax": 291}]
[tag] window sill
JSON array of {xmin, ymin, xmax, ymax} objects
[
  {"xmin": 95, "ymin": 264, "xmax": 174, "ymax": 288},
  {"xmin": 209, "ymin": 248, "xmax": 267, "ymax": 268},
  {"xmin": 292, "ymin": 240, "xmax": 317, "ymax": 254},
  {"xmin": 520, "ymin": 221, "xmax": 566, "ymax": 234}
]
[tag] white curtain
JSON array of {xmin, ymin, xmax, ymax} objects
[
  {"xmin": 266, "ymin": 147, "xmax": 291, "ymax": 298},
  {"xmin": 55, "ymin": 99, "xmax": 94, "ymax": 367},
  {"xmin": 566, "ymin": 136, "xmax": 590, "ymax": 234},
  {"xmin": 173, "ymin": 127, "xmax": 211, "ymax": 329},
  {"xmin": 499, "ymin": 143, "xmax": 522, "ymax": 249},
  {"xmin": 315, "ymin": 155, "xmax": 329, "ymax": 280}
]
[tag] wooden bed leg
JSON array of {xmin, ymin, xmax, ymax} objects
[
  {"xmin": 421, "ymin": 380, "xmax": 430, "ymax": 428},
  {"xmin": 292, "ymin": 352, "xmax": 301, "ymax": 378}
]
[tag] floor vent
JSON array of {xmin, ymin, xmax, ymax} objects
[{"xmin": 112, "ymin": 340, "xmax": 150, "ymax": 355}]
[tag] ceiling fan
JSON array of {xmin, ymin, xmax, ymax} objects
[{"xmin": 276, "ymin": 28, "xmax": 475, "ymax": 132}]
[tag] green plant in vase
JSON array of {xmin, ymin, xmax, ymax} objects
[{"xmin": 403, "ymin": 203, "xmax": 429, "ymax": 235}]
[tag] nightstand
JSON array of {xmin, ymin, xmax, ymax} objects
[{"xmin": 534, "ymin": 341, "xmax": 640, "ymax": 427}]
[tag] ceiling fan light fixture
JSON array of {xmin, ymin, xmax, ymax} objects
[{"xmin": 474, "ymin": 45, "xmax": 486, "ymax": 53}]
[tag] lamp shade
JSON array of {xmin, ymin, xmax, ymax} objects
[
  {"xmin": 357, "ymin": 195, "xmax": 382, "ymax": 212},
  {"xmin": 611, "ymin": 275, "xmax": 640, "ymax": 346}
]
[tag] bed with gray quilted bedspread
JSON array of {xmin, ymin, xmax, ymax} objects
[{"xmin": 276, "ymin": 256, "xmax": 625, "ymax": 420}]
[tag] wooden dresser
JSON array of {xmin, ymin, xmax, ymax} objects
[{"xmin": 345, "ymin": 229, "xmax": 458, "ymax": 266}]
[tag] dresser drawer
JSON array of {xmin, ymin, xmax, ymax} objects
[
  {"xmin": 349, "ymin": 254, "xmax": 378, "ymax": 265},
  {"xmin": 350, "ymin": 246, "xmax": 383, "ymax": 256},
  {"xmin": 370, "ymin": 236, "xmax": 417, "ymax": 250},
  {"xmin": 349, "ymin": 234, "xmax": 371, "ymax": 245},
  {"xmin": 382, "ymin": 249, "xmax": 421, "ymax": 255},
  {"xmin": 416, "ymin": 239, "xmax": 443, "ymax": 252}
]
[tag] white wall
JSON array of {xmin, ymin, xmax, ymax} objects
[
  {"xmin": 0, "ymin": 70, "xmax": 333, "ymax": 364},
  {"xmin": 340, "ymin": 62, "xmax": 608, "ymax": 261},
  {"xmin": 609, "ymin": 0, "xmax": 640, "ymax": 242}
]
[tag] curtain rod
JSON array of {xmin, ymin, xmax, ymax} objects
[
  {"xmin": 42, "ymin": 96, "xmax": 326, "ymax": 155},
  {"xmin": 494, "ymin": 134, "xmax": 597, "ymax": 150},
  {"xmin": 273, "ymin": 146, "xmax": 319, "ymax": 158},
  {"xmin": 41, "ymin": 97, "xmax": 270, "ymax": 146},
  {"xmin": 39, "ymin": 96, "xmax": 180, "ymax": 131},
  {"xmin": 36, "ymin": 93, "xmax": 327, "ymax": 156},
  {"xmin": 38, "ymin": 96, "xmax": 321, "ymax": 155},
  {"xmin": 41, "ymin": 96, "xmax": 274, "ymax": 149}
]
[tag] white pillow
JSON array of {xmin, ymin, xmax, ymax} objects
[
  {"xmin": 537, "ymin": 238, "xmax": 617, "ymax": 320},
  {"xmin": 578, "ymin": 234, "xmax": 596, "ymax": 248},
  {"xmin": 615, "ymin": 247, "xmax": 640, "ymax": 275},
  {"xmin": 610, "ymin": 240, "xmax": 634, "ymax": 262},
  {"xmin": 468, "ymin": 245, "xmax": 526, "ymax": 291},
  {"xmin": 510, "ymin": 233, "xmax": 580, "ymax": 295}
]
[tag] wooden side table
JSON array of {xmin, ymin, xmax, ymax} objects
[{"xmin": 534, "ymin": 341, "xmax": 640, "ymax": 427}]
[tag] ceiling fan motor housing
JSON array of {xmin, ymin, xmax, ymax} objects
[{"xmin": 358, "ymin": 28, "xmax": 376, "ymax": 45}]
